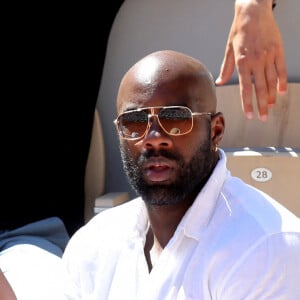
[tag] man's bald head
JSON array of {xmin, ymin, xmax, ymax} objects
[{"xmin": 116, "ymin": 50, "xmax": 217, "ymax": 114}]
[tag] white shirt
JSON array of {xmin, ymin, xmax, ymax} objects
[{"xmin": 62, "ymin": 149, "xmax": 300, "ymax": 300}]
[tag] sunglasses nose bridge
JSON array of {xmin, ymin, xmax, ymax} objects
[
  {"xmin": 147, "ymin": 107, "xmax": 171, "ymax": 135},
  {"xmin": 147, "ymin": 112, "xmax": 162, "ymax": 133}
]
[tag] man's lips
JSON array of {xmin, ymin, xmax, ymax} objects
[{"xmin": 143, "ymin": 157, "xmax": 176, "ymax": 182}]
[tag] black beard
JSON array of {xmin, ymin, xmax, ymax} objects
[{"xmin": 120, "ymin": 134, "xmax": 215, "ymax": 206}]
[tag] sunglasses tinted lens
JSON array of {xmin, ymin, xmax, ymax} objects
[
  {"xmin": 118, "ymin": 110, "xmax": 148, "ymax": 138},
  {"xmin": 159, "ymin": 107, "xmax": 192, "ymax": 135}
]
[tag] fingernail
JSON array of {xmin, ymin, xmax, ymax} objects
[
  {"xmin": 246, "ymin": 112, "xmax": 254, "ymax": 120},
  {"xmin": 278, "ymin": 89, "xmax": 288, "ymax": 95},
  {"xmin": 260, "ymin": 114, "xmax": 268, "ymax": 122},
  {"xmin": 215, "ymin": 77, "xmax": 221, "ymax": 84}
]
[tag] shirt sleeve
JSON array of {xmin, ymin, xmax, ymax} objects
[{"xmin": 218, "ymin": 232, "xmax": 300, "ymax": 299}]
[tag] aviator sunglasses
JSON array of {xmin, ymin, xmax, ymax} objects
[{"xmin": 114, "ymin": 105, "xmax": 213, "ymax": 140}]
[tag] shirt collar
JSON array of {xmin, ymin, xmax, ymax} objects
[{"xmin": 178, "ymin": 148, "xmax": 228, "ymax": 240}]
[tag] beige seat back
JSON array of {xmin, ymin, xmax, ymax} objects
[
  {"xmin": 226, "ymin": 148, "xmax": 300, "ymax": 216},
  {"xmin": 84, "ymin": 109, "xmax": 129, "ymax": 222},
  {"xmin": 217, "ymin": 83, "xmax": 300, "ymax": 217},
  {"xmin": 84, "ymin": 109, "xmax": 106, "ymax": 222},
  {"xmin": 217, "ymin": 83, "xmax": 300, "ymax": 148}
]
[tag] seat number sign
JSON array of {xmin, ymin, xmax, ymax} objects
[{"xmin": 251, "ymin": 168, "xmax": 272, "ymax": 182}]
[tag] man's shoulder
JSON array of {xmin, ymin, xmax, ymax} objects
[
  {"xmin": 221, "ymin": 175, "xmax": 300, "ymax": 235},
  {"xmin": 63, "ymin": 197, "xmax": 146, "ymax": 259}
]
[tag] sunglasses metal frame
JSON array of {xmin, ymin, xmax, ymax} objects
[{"xmin": 114, "ymin": 105, "xmax": 212, "ymax": 140}]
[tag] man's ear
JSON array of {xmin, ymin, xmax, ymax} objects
[{"xmin": 211, "ymin": 112, "xmax": 225, "ymax": 146}]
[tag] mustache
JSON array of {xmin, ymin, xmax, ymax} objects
[{"xmin": 138, "ymin": 148, "xmax": 181, "ymax": 164}]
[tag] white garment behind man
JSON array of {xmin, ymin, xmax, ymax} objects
[
  {"xmin": 0, "ymin": 217, "xmax": 69, "ymax": 300},
  {"xmin": 62, "ymin": 149, "xmax": 300, "ymax": 299},
  {"xmin": 0, "ymin": 244, "xmax": 65, "ymax": 300}
]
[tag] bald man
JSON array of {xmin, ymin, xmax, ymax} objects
[{"xmin": 63, "ymin": 50, "xmax": 300, "ymax": 300}]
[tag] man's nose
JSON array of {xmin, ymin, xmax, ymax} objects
[{"xmin": 142, "ymin": 116, "xmax": 173, "ymax": 150}]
